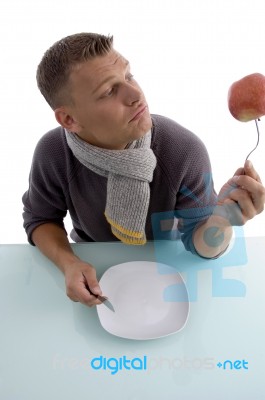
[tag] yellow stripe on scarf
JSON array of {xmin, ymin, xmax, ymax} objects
[
  {"xmin": 105, "ymin": 212, "xmax": 146, "ymax": 245},
  {"xmin": 105, "ymin": 213, "xmax": 144, "ymax": 238}
]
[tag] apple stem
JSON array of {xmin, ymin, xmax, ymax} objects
[{"xmin": 245, "ymin": 118, "xmax": 260, "ymax": 161}]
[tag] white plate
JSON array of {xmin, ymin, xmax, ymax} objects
[{"xmin": 96, "ymin": 261, "xmax": 189, "ymax": 340}]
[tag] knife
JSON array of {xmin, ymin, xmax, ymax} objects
[
  {"xmin": 84, "ymin": 277, "xmax": 115, "ymax": 312},
  {"xmin": 96, "ymin": 294, "xmax": 115, "ymax": 312}
]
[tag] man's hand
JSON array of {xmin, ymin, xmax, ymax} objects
[
  {"xmin": 32, "ymin": 223, "xmax": 103, "ymax": 307},
  {"xmin": 64, "ymin": 260, "xmax": 103, "ymax": 307},
  {"xmin": 193, "ymin": 160, "xmax": 264, "ymax": 258},
  {"xmin": 217, "ymin": 160, "xmax": 265, "ymax": 225}
]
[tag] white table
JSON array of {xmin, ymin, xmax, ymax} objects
[{"xmin": 0, "ymin": 236, "xmax": 264, "ymax": 399}]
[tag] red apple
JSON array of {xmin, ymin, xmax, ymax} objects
[{"xmin": 228, "ymin": 73, "xmax": 265, "ymax": 122}]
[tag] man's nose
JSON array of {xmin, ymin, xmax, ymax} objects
[{"xmin": 121, "ymin": 83, "xmax": 143, "ymax": 105}]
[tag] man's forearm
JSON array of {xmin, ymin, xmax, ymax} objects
[
  {"xmin": 193, "ymin": 214, "xmax": 233, "ymax": 258},
  {"xmin": 32, "ymin": 223, "xmax": 102, "ymax": 306},
  {"xmin": 31, "ymin": 223, "xmax": 80, "ymax": 273}
]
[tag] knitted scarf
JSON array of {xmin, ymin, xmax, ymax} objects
[{"xmin": 65, "ymin": 129, "xmax": 157, "ymax": 245}]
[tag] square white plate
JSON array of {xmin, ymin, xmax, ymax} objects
[{"xmin": 96, "ymin": 261, "xmax": 189, "ymax": 340}]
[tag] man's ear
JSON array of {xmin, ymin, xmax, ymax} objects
[{"xmin": 54, "ymin": 107, "xmax": 81, "ymax": 132}]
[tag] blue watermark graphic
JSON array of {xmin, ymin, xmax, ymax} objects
[
  {"xmin": 52, "ymin": 354, "xmax": 249, "ymax": 373},
  {"xmin": 217, "ymin": 359, "xmax": 249, "ymax": 370},
  {"xmin": 90, "ymin": 355, "xmax": 147, "ymax": 375},
  {"xmin": 152, "ymin": 211, "xmax": 247, "ymax": 301},
  {"xmin": 151, "ymin": 173, "xmax": 248, "ymax": 301}
]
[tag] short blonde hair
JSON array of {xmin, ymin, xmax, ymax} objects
[{"xmin": 36, "ymin": 32, "xmax": 113, "ymax": 109}]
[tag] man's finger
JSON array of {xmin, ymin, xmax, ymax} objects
[
  {"xmin": 67, "ymin": 283, "xmax": 101, "ymax": 305},
  {"xmin": 233, "ymin": 167, "xmax": 244, "ymax": 177},
  {"xmin": 244, "ymin": 160, "xmax": 262, "ymax": 183},
  {"xmin": 227, "ymin": 188, "xmax": 257, "ymax": 221},
  {"xmin": 230, "ymin": 174, "xmax": 264, "ymax": 194},
  {"xmin": 228, "ymin": 177, "xmax": 265, "ymax": 214},
  {"xmin": 74, "ymin": 286, "xmax": 102, "ymax": 306},
  {"xmin": 82, "ymin": 271, "xmax": 102, "ymax": 296}
]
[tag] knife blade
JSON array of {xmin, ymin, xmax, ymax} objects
[
  {"xmin": 97, "ymin": 295, "xmax": 115, "ymax": 312},
  {"xmin": 83, "ymin": 275, "xmax": 115, "ymax": 312}
]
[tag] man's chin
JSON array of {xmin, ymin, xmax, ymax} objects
[
  {"xmin": 134, "ymin": 115, "xmax": 152, "ymax": 136},
  {"xmin": 131, "ymin": 127, "xmax": 151, "ymax": 142}
]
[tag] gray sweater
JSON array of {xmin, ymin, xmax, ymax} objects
[{"xmin": 22, "ymin": 114, "xmax": 217, "ymax": 254}]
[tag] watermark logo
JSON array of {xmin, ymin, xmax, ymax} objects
[
  {"xmin": 151, "ymin": 172, "xmax": 248, "ymax": 301},
  {"xmin": 90, "ymin": 355, "xmax": 147, "ymax": 375},
  {"xmin": 52, "ymin": 354, "xmax": 249, "ymax": 374},
  {"xmin": 217, "ymin": 359, "xmax": 249, "ymax": 370},
  {"xmin": 148, "ymin": 356, "xmax": 215, "ymax": 371}
]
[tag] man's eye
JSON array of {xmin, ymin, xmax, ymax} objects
[
  {"xmin": 101, "ymin": 75, "xmax": 134, "ymax": 98},
  {"xmin": 105, "ymin": 88, "xmax": 114, "ymax": 96},
  {"xmin": 103, "ymin": 87, "xmax": 116, "ymax": 97}
]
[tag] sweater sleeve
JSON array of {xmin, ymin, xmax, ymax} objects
[
  {"xmin": 22, "ymin": 130, "xmax": 68, "ymax": 245},
  {"xmin": 175, "ymin": 173, "xmax": 217, "ymax": 256},
  {"xmin": 151, "ymin": 115, "xmax": 218, "ymax": 256},
  {"xmin": 173, "ymin": 133, "xmax": 218, "ymax": 255}
]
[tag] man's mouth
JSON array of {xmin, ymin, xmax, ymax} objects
[{"xmin": 129, "ymin": 105, "xmax": 147, "ymax": 122}]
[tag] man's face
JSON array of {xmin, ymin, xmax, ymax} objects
[{"xmin": 59, "ymin": 49, "xmax": 152, "ymax": 149}]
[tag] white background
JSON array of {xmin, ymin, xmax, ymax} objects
[{"xmin": 0, "ymin": 0, "xmax": 264, "ymax": 243}]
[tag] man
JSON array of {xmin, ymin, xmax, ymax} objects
[{"xmin": 22, "ymin": 33, "xmax": 265, "ymax": 308}]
